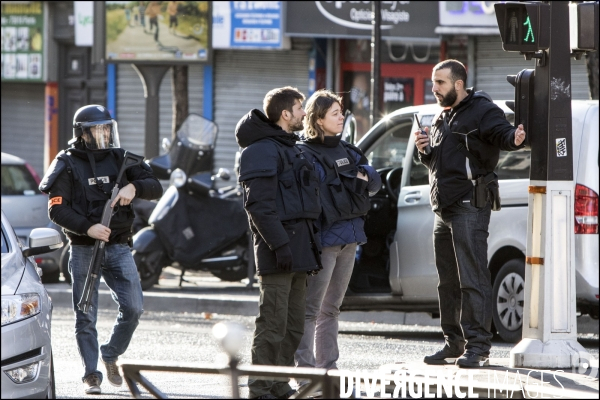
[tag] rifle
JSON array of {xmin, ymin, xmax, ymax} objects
[{"xmin": 77, "ymin": 152, "xmax": 144, "ymax": 314}]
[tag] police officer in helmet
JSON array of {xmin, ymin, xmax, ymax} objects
[{"xmin": 40, "ymin": 105, "xmax": 163, "ymax": 395}]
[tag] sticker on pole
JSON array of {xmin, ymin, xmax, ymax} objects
[{"xmin": 556, "ymin": 138, "xmax": 567, "ymax": 157}]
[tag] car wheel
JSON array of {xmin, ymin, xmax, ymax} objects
[
  {"xmin": 59, "ymin": 245, "xmax": 71, "ymax": 284},
  {"xmin": 46, "ymin": 352, "xmax": 56, "ymax": 399},
  {"xmin": 134, "ymin": 249, "xmax": 164, "ymax": 290},
  {"xmin": 492, "ymin": 259, "xmax": 525, "ymax": 343}
]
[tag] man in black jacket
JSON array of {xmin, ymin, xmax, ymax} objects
[
  {"xmin": 40, "ymin": 105, "xmax": 163, "ymax": 394},
  {"xmin": 415, "ymin": 60, "xmax": 526, "ymax": 368},
  {"xmin": 235, "ymin": 87, "xmax": 322, "ymax": 399}
]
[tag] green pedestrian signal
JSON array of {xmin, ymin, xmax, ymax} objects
[
  {"xmin": 523, "ymin": 16, "xmax": 534, "ymax": 43},
  {"xmin": 495, "ymin": 2, "xmax": 549, "ymax": 52}
]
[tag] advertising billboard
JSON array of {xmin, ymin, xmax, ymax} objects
[
  {"xmin": 105, "ymin": 1, "xmax": 211, "ymax": 63},
  {"xmin": 212, "ymin": 1, "xmax": 289, "ymax": 49},
  {"xmin": 1, "ymin": 1, "xmax": 44, "ymax": 82}
]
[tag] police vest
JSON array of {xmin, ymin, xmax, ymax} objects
[
  {"xmin": 272, "ymin": 140, "xmax": 322, "ymax": 222},
  {"xmin": 299, "ymin": 141, "xmax": 371, "ymax": 226},
  {"xmin": 60, "ymin": 149, "xmax": 134, "ymax": 232}
]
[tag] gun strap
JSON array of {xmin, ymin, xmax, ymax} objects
[
  {"xmin": 455, "ymin": 142, "xmax": 489, "ymax": 178},
  {"xmin": 86, "ymin": 151, "xmax": 113, "ymax": 195}
]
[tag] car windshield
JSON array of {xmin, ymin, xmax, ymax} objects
[{"xmin": 1, "ymin": 164, "xmax": 40, "ymax": 196}]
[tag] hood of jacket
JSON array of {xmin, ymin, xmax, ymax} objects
[{"xmin": 235, "ymin": 109, "xmax": 298, "ymax": 149}]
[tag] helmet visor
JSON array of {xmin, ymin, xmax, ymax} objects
[{"xmin": 81, "ymin": 120, "xmax": 120, "ymax": 150}]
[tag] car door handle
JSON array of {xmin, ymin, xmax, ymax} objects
[{"xmin": 404, "ymin": 192, "xmax": 422, "ymax": 203}]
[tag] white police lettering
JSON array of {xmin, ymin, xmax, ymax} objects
[
  {"xmin": 88, "ymin": 176, "xmax": 109, "ymax": 185},
  {"xmin": 336, "ymin": 158, "xmax": 350, "ymax": 167}
]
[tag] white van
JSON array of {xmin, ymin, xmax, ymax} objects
[{"xmin": 341, "ymin": 100, "xmax": 599, "ymax": 343}]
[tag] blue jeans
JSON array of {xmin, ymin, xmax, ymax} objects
[
  {"xmin": 69, "ymin": 244, "xmax": 144, "ymax": 382},
  {"xmin": 433, "ymin": 199, "xmax": 493, "ymax": 356},
  {"xmin": 295, "ymin": 243, "xmax": 357, "ymax": 370}
]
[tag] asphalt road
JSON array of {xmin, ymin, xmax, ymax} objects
[{"xmin": 51, "ymin": 304, "xmax": 598, "ymax": 399}]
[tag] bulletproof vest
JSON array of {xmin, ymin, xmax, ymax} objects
[
  {"xmin": 300, "ymin": 142, "xmax": 371, "ymax": 226},
  {"xmin": 273, "ymin": 141, "xmax": 321, "ymax": 222},
  {"xmin": 60, "ymin": 149, "xmax": 134, "ymax": 230}
]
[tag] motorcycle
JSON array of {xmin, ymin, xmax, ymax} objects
[{"xmin": 132, "ymin": 114, "xmax": 252, "ymax": 290}]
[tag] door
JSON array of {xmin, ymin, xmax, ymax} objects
[
  {"xmin": 58, "ymin": 45, "xmax": 106, "ymax": 149},
  {"xmin": 389, "ymin": 112, "xmax": 438, "ymax": 300}
]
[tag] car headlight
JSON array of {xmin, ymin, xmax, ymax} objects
[
  {"xmin": 4, "ymin": 362, "xmax": 40, "ymax": 384},
  {"xmin": 1, "ymin": 293, "xmax": 41, "ymax": 326},
  {"xmin": 170, "ymin": 168, "xmax": 187, "ymax": 188}
]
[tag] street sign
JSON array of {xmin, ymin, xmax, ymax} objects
[{"xmin": 495, "ymin": 2, "xmax": 550, "ymax": 52}]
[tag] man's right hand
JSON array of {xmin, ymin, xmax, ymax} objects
[
  {"xmin": 275, "ymin": 244, "xmax": 293, "ymax": 271},
  {"xmin": 87, "ymin": 224, "xmax": 111, "ymax": 242},
  {"xmin": 413, "ymin": 127, "xmax": 430, "ymax": 154}
]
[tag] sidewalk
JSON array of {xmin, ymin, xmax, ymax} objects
[{"xmin": 45, "ymin": 267, "xmax": 444, "ymax": 326}]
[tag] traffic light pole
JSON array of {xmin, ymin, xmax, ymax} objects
[{"xmin": 510, "ymin": 1, "xmax": 590, "ymax": 369}]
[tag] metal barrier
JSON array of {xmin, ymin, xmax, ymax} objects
[{"xmin": 118, "ymin": 359, "xmax": 345, "ymax": 399}]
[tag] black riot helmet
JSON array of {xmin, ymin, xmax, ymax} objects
[{"xmin": 70, "ymin": 105, "xmax": 120, "ymax": 150}]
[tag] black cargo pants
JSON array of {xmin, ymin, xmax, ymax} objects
[{"xmin": 248, "ymin": 271, "xmax": 307, "ymax": 399}]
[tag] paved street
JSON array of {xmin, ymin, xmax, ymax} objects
[{"xmin": 50, "ymin": 270, "xmax": 599, "ymax": 398}]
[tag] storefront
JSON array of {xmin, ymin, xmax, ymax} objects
[
  {"xmin": 285, "ymin": 1, "xmax": 440, "ymax": 140},
  {"xmin": 1, "ymin": 1, "xmax": 48, "ymax": 175}
]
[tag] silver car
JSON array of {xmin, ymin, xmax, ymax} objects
[
  {"xmin": 1, "ymin": 210, "xmax": 63, "ymax": 399},
  {"xmin": 1, "ymin": 152, "xmax": 66, "ymax": 283}
]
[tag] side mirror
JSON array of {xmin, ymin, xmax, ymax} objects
[
  {"xmin": 342, "ymin": 110, "xmax": 357, "ymax": 144},
  {"xmin": 23, "ymin": 228, "xmax": 64, "ymax": 258}
]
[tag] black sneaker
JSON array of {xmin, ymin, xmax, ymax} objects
[
  {"xmin": 423, "ymin": 347, "xmax": 464, "ymax": 365},
  {"xmin": 456, "ymin": 352, "xmax": 490, "ymax": 368}
]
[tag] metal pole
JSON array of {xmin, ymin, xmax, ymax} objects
[
  {"xmin": 132, "ymin": 64, "xmax": 170, "ymax": 159},
  {"xmin": 370, "ymin": 1, "xmax": 381, "ymax": 128}
]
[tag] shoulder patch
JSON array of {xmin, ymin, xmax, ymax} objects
[{"xmin": 49, "ymin": 196, "xmax": 62, "ymax": 207}]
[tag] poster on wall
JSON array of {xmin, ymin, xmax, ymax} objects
[
  {"xmin": 212, "ymin": 1, "xmax": 289, "ymax": 49},
  {"xmin": 381, "ymin": 77, "xmax": 414, "ymax": 115},
  {"xmin": 105, "ymin": 1, "xmax": 211, "ymax": 63},
  {"xmin": 1, "ymin": 1, "xmax": 44, "ymax": 82}
]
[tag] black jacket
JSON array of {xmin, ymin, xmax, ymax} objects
[
  {"xmin": 42, "ymin": 147, "xmax": 163, "ymax": 245},
  {"xmin": 419, "ymin": 89, "xmax": 524, "ymax": 210},
  {"xmin": 235, "ymin": 109, "xmax": 321, "ymax": 275}
]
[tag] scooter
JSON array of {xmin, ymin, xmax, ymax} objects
[{"xmin": 132, "ymin": 114, "xmax": 253, "ymax": 290}]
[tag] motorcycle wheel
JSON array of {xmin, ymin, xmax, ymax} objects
[
  {"xmin": 133, "ymin": 249, "xmax": 165, "ymax": 290},
  {"xmin": 210, "ymin": 264, "xmax": 248, "ymax": 282}
]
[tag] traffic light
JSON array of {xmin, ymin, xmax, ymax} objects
[
  {"xmin": 495, "ymin": 2, "xmax": 550, "ymax": 52},
  {"xmin": 506, "ymin": 69, "xmax": 534, "ymax": 145},
  {"xmin": 569, "ymin": 2, "xmax": 599, "ymax": 52}
]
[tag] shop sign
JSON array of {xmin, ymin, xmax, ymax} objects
[
  {"xmin": 75, "ymin": 1, "xmax": 94, "ymax": 47},
  {"xmin": 438, "ymin": 1, "xmax": 499, "ymax": 26},
  {"xmin": 1, "ymin": 1, "xmax": 44, "ymax": 82},
  {"xmin": 105, "ymin": 1, "xmax": 211, "ymax": 63},
  {"xmin": 285, "ymin": 1, "xmax": 438, "ymax": 42},
  {"xmin": 213, "ymin": 1, "xmax": 288, "ymax": 49}
]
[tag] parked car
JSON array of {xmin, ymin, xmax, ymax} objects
[
  {"xmin": 1, "ymin": 152, "xmax": 66, "ymax": 283},
  {"xmin": 341, "ymin": 100, "xmax": 599, "ymax": 343},
  {"xmin": 1, "ymin": 209, "xmax": 63, "ymax": 398}
]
